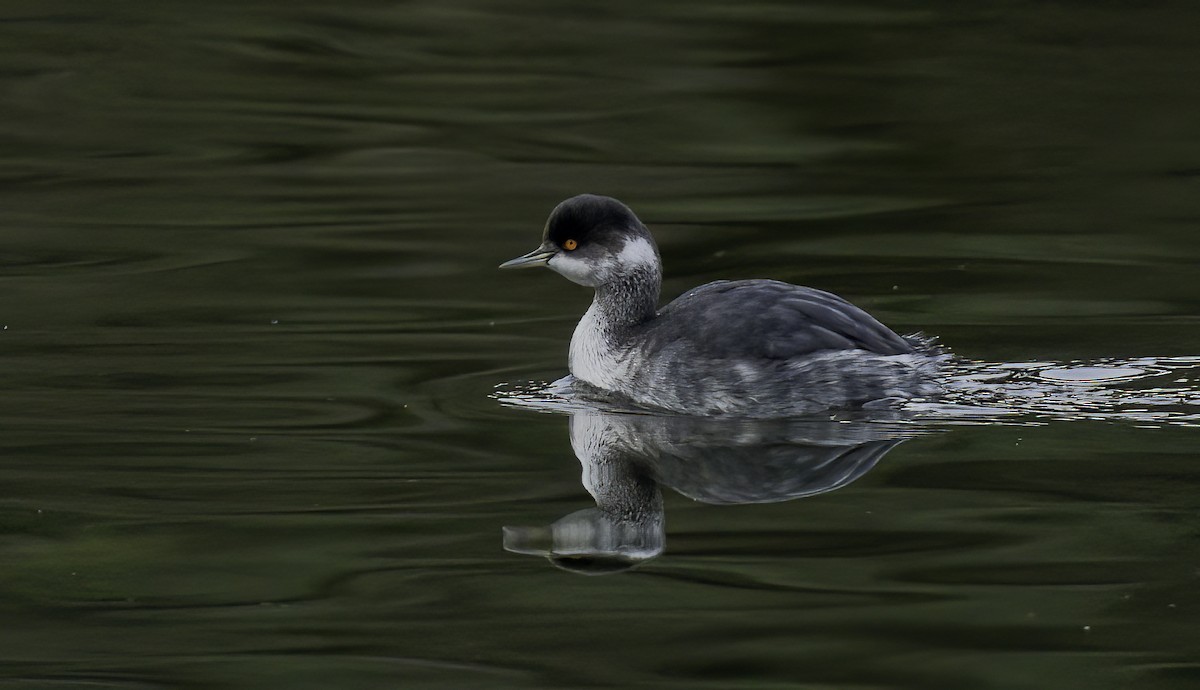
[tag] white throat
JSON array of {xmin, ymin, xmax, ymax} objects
[{"xmin": 569, "ymin": 300, "xmax": 629, "ymax": 391}]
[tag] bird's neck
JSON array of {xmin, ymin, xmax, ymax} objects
[
  {"xmin": 591, "ymin": 267, "xmax": 660, "ymax": 336},
  {"xmin": 569, "ymin": 267, "xmax": 660, "ymax": 390}
]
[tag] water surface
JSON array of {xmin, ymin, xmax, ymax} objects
[{"xmin": 2, "ymin": 2, "xmax": 1199, "ymax": 688}]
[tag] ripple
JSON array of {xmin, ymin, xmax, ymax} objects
[
  {"xmin": 495, "ymin": 356, "xmax": 1200, "ymax": 428},
  {"xmin": 1038, "ymin": 366, "xmax": 1149, "ymax": 382},
  {"xmin": 0, "ymin": 246, "xmax": 251, "ymax": 278},
  {"xmin": 930, "ymin": 355, "xmax": 1200, "ymax": 427}
]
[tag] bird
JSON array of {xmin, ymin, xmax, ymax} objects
[{"xmin": 500, "ymin": 194, "xmax": 939, "ymax": 416}]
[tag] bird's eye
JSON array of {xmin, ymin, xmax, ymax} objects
[{"xmin": 563, "ymin": 239, "xmax": 578, "ymax": 251}]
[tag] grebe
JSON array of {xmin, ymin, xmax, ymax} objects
[{"xmin": 501, "ymin": 194, "xmax": 936, "ymax": 416}]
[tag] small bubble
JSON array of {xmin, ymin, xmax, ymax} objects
[
  {"xmin": 270, "ymin": 319, "xmax": 279, "ymax": 325},
  {"xmin": 1082, "ymin": 625, "xmax": 1091, "ymax": 632}
]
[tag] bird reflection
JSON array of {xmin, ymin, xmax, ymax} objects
[{"xmin": 503, "ymin": 409, "xmax": 918, "ymax": 574}]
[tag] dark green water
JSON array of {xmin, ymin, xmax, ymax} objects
[{"xmin": 2, "ymin": 2, "xmax": 1199, "ymax": 688}]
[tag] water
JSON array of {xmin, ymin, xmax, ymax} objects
[{"xmin": 2, "ymin": 2, "xmax": 1199, "ymax": 688}]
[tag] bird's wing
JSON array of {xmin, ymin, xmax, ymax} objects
[{"xmin": 644, "ymin": 280, "xmax": 912, "ymax": 359}]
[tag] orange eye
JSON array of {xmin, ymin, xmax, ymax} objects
[{"xmin": 563, "ymin": 239, "xmax": 578, "ymax": 250}]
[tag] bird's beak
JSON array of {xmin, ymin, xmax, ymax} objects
[{"xmin": 499, "ymin": 243, "xmax": 556, "ymax": 270}]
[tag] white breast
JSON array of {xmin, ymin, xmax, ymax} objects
[{"xmin": 569, "ymin": 302, "xmax": 630, "ymax": 391}]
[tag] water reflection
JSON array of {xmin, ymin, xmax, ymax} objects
[
  {"xmin": 503, "ymin": 409, "xmax": 918, "ymax": 574},
  {"xmin": 499, "ymin": 354, "xmax": 1200, "ymax": 573}
]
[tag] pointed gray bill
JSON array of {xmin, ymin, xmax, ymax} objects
[{"xmin": 499, "ymin": 244, "xmax": 556, "ymax": 269}]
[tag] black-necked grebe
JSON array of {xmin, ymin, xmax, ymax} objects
[{"xmin": 500, "ymin": 194, "xmax": 939, "ymax": 416}]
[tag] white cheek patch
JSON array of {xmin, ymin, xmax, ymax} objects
[
  {"xmin": 617, "ymin": 237, "xmax": 657, "ymax": 269},
  {"xmin": 549, "ymin": 236, "xmax": 657, "ymax": 287},
  {"xmin": 548, "ymin": 253, "xmax": 598, "ymax": 286}
]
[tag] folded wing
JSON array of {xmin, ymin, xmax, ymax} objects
[{"xmin": 646, "ymin": 280, "xmax": 912, "ymax": 360}]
